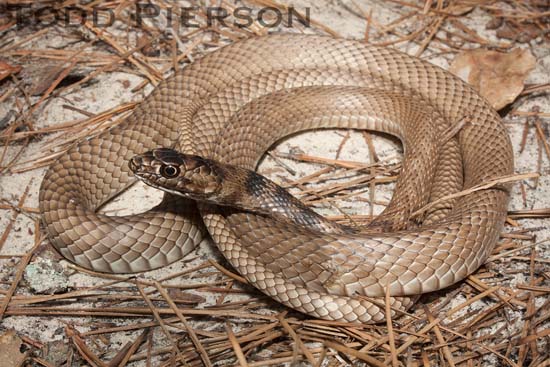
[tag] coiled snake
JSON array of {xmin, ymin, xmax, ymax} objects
[{"xmin": 39, "ymin": 34, "xmax": 513, "ymax": 323}]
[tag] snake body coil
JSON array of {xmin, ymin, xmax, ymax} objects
[{"xmin": 39, "ymin": 35, "xmax": 513, "ymax": 323}]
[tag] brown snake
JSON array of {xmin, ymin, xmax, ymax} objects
[{"xmin": 39, "ymin": 34, "xmax": 513, "ymax": 323}]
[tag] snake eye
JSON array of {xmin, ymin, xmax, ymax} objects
[{"xmin": 160, "ymin": 165, "xmax": 180, "ymax": 178}]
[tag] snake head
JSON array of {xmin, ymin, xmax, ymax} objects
[{"xmin": 129, "ymin": 148, "xmax": 222, "ymax": 199}]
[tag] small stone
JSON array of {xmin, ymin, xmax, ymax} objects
[{"xmin": 24, "ymin": 259, "xmax": 69, "ymax": 294}]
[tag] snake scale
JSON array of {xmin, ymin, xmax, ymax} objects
[{"xmin": 39, "ymin": 34, "xmax": 513, "ymax": 323}]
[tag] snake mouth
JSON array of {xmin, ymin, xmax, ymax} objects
[
  {"xmin": 128, "ymin": 155, "xmax": 142, "ymax": 173},
  {"xmin": 129, "ymin": 154, "xmax": 161, "ymax": 185},
  {"xmin": 129, "ymin": 153, "xmax": 160, "ymax": 177},
  {"xmin": 132, "ymin": 171, "xmax": 199, "ymax": 202}
]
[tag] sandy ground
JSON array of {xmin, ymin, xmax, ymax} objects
[{"xmin": 0, "ymin": 1, "xmax": 549, "ymax": 366}]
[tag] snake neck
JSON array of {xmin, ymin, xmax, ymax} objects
[{"xmin": 219, "ymin": 164, "xmax": 354, "ymax": 234}]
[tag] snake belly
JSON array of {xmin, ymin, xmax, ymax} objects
[{"xmin": 39, "ymin": 34, "xmax": 513, "ymax": 323}]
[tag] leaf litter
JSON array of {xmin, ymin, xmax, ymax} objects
[{"xmin": 0, "ymin": 1, "xmax": 548, "ymax": 366}]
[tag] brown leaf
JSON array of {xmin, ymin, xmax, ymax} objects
[
  {"xmin": 449, "ymin": 48, "xmax": 536, "ymax": 110},
  {"xmin": 137, "ymin": 34, "xmax": 159, "ymax": 57},
  {"xmin": 0, "ymin": 330, "xmax": 27, "ymax": 367},
  {"xmin": 496, "ymin": 22, "xmax": 542, "ymax": 43},
  {"xmin": 0, "ymin": 60, "xmax": 21, "ymax": 82},
  {"xmin": 448, "ymin": 5, "xmax": 474, "ymax": 16}
]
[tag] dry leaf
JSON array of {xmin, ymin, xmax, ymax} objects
[
  {"xmin": 0, "ymin": 330, "xmax": 27, "ymax": 367},
  {"xmin": 0, "ymin": 60, "xmax": 21, "ymax": 82},
  {"xmin": 496, "ymin": 22, "xmax": 543, "ymax": 43},
  {"xmin": 448, "ymin": 5, "xmax": 474, "ymax": 16},
  {"xmin": 449, "ymin": 48, "xmax": 536, "ymax": 110}
]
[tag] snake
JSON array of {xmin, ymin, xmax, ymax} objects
[{"xmin": 39, "ymin": 34, "xmax": 513, "ymax": 323}]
